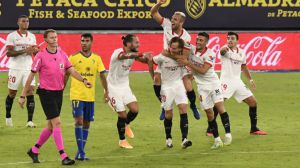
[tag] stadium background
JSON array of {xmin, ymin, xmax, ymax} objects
[{"xmin": 0, "ymin": 0, "xmax": 300, "ymax": 168}]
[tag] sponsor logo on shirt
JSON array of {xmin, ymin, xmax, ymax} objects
[{"xmin": 60, "ymin": 63, "xmax": 64, "ymax": 69}]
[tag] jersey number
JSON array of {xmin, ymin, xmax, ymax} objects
[{"xmin": 9, "ymin": 75, "xmax": 16, "ymax": 83}]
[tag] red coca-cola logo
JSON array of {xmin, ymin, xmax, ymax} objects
[
  {"xmin": 0, "ymin": 33, "xmax": 299, "ymax": 71},
  {"xmin": 208, "ymin": 36, "xmax": 286, "ymax": 67}
]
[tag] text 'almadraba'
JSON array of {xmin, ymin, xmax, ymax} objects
[{"xmin": 16, "ymin": 0, "xmax": 300, "ymax": 7}]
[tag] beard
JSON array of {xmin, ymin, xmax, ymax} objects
[{"xmin": 130, "ymin": 47, "xmax": 138, "ymax": 52}]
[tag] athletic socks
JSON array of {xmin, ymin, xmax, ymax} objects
[
  {"xmin": 186, "ymin": 90, "xmax": 196, "ymax": 108},
  {"xmin": 164, "ymin": 118, "xmax": 172, "ymax": 139},
  {"xmin": 26, "ymin": 95, "xmax": 35, "ymax": 122},
  {"xmin": 75, "ymin": 125, "xmax": 84, "ymax": 156},
  {"xmin": 5, "ymin": 95, "xmax": 14, "ymax": 118},
  {"xmin": 208, "ymin": 119, "xmax": 219, "ymax": 138},
  {"xmin": 32, "ymin": 128, "xmax": 52, "ymax": 154},
  {"xmin": 249, "ymin": 106, "xmax": 258, "ymax": 131},
  {"xmin": 53, "ymin": 128, "xmax": 67, "ymax": 160},
  {"xmin": 126, "ymin": 111, "xmax": 138, "ymax": 125},
  {"xmin": 180, "ymin": 113, "xmax": 188, "ymax": 141},
  {"xmin": 117, "ymin": 117, "xmax": 126, "ymax": 140},
  {"xmin": 220, "ymin": 112, "xmax": 231, "ymax": 133}
]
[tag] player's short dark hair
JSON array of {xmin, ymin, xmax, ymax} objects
[
  {"xmin": 228, "ymin": 32, "xmax": 239, "ymax": 40},
  {"xmin": 17, "ymin": 15, "xmax": 29, "ymax": 21},
  {"xmin": 198, "ymin": 32, "xmax": 209, "ymax": 41},
  {"xmin": 44, "ymin": 29, "xmax": 56, "ymax": 38},
  {"xmin": 169, "ymin": 37, "xmax": 184, "ymax": 49},
  {"xmin": 122, "ymin": 34, "xmax": 136, "ymax": 46},
  {"xmin": 18, "ymin": 15, "xmax": 28, "ymax": 20},
  {"xmin": 81, "ymin": 33, "xmax": 93, "ymax": 41}
]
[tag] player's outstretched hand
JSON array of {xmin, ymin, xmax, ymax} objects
[
  {"xmin": 177, "ymin": 57, "xmax": 189, "ymax": 66},
  {"xmin": 32, "ymin": 45, "xmax": 40, "ymax": 54},
  {"xmin": 220, "ymin": 47, "xmax": 229, "ymax": 56},
  {"xmin": 250, "ymin": 79, "xmax": 256, "ymax": 91},
  {"xmin": 18, "ymin": 96, "xmax": 26, "ymax": 109},
  {"xmin": 142, "ymin": 52, "xmax": 153, "ymax": 60},
  {"xmin": 25, "ymin": 46, "xmax": 35, "ymax": 55},
  {"xmin": 84, "ymin": 80, "xmax": 92, "ymax": 88},
  {"xmin": 159, "ymin": 0, "xmax": 167, "ymax": 5},
  {"xmin": 104, "ymin": 92, "xmax": 109, "ymax": 103}
]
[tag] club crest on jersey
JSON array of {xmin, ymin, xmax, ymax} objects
[
  {"xmin": 185, "ymin": 0, "xmax": 206, "ymax": 19},
  {"xmin": 60, "ymin": 63, "xmax": 64, "ymax": 69}
]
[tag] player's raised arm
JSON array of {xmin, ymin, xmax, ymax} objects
[
  {"xmin": 117, "ymin": 52, "xmax": 142, "ymax": 60},
  {"xmin": 150, "ymin": 0, "xmax": 166, "ymax": 24},
  {"xmin": 147, "ymin": 57, "xmax": 155, "ymax": 80},
  {"xmin": 136, "ymin": 52, "xmax": 152, "ymax": 63}
]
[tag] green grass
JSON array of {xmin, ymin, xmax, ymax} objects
[{"xmin": 0, "ymin": 72, "xmax": 299, "ymax": 168}]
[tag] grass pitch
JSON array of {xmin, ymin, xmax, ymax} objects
[{"xmin": 0, "ymin": 72, "xmax": 299, "ymax": 168}]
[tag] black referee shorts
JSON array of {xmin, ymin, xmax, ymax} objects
[{"xmin": 37, "ymin": 88, "xmax": 63, "ymax": 120}]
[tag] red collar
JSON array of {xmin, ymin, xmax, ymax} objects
[
  {"xmin": 172, "ymin": 29, "xmax": 184, "ymax": 38},
  {"xmin": 195, "ymin": 47, "xmax": 208, "ymax": 56},
  {"xmin": 17, "ymin": 30, "xmax": 28, "ymax": 37},
  {"xmin": 229, "ymin": 47, "xmax": 239, "ymax": 53}
]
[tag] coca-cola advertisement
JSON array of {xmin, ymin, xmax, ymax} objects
[{"xmin": 0, "ymin": 32, "xmax": 299, "ymax": 71}]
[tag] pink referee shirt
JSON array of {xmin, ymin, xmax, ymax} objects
[{"xmin": 31, "ymin": 47, "xmax": 72, "ymax": 91}]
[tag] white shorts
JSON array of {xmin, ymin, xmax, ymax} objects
[
  {"xmin": 108, "ymin": 84, "xmax": 137, "ymax": 112},
  {"xmin": 221, "ymin": 80, "xmax": 253, "ymax": 103},
  {"xmin": 8, "ymin": 69, "xmax": 35, "ymax": 90},
  {"xmin": 161, "ymin": 82, "xmax": 188, "ymax": 111},
  {"xmin": 197, "ymin": 85, "xmax": 224, "ymax": 110}
]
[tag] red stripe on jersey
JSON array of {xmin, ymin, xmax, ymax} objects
[
  {"xmin": 204, "ymin": 62, "xmax": 212, "ymax": 67},
  {"xmin": 6, "ymin": 45, "xmax": 14, "ymax": 49},
  {"xmin": 178, "ymin": 29, "xmax": 184, "ymax": 38},
  {"xmin": 229, "ymin": 47, "xmax": 239, "ymax": 53},
  {"xmin": 196, "ymin": 47, "xmax": 208, "ymax": 56},
  {"xmin": 183, "ymin": 47, "xmax": 191, "ymax": 51},
  {"xmin": 17, "ymin": 30, "xmax": 28, "ymax": 37},
  {"xmin": 152, "ymin": 57, "xmax": 157, "ymax": 65},
  {"xmin": 117, "ymin": 51, "xmax": 124, "ymax": 60},
  {"xmin": 160, "ymin": 18, "xmax": 164, "ymax": 26}
]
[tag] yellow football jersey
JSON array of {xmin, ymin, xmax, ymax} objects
[{"xmin": 69, "ymin": 52, "xmax": 106, "ymax": 101}]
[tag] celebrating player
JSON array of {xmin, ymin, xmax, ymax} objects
[
  {"xmin": 148, "ymin": 37, "xmax": 192, "ymax": 149},
  {"xmin": 150, "ymin": 0, "xmax": 200, "ymax": 120},
  {"xmin": 177, "ymin": 32, "xmax": 232, "ymax": 149},
  {"xmin": 107, "ymin": 34, "xmax": 150, "ymax": 149}
]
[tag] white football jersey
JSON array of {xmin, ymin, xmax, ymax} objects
[
  {"xmin": 107, "ymin": 48, "xmax": 135, "ymax": 87},
  {"xmin": 152, "ymin": 54, "xmax": 184, "ymax": 86},
  {"xmin": 189, "ymin": 45, "xmax": 220, "ymax": 90},
  {"xmin": 220, "ymin": 47, "xmax": 247, "ymax": 81},
  {"xmin": 5, "ymin": 30, "xmax": 36, "ymax": 70},
  {"xmin": 161, "ymin": 18, "xmax": 191, "ymax": 49}
]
